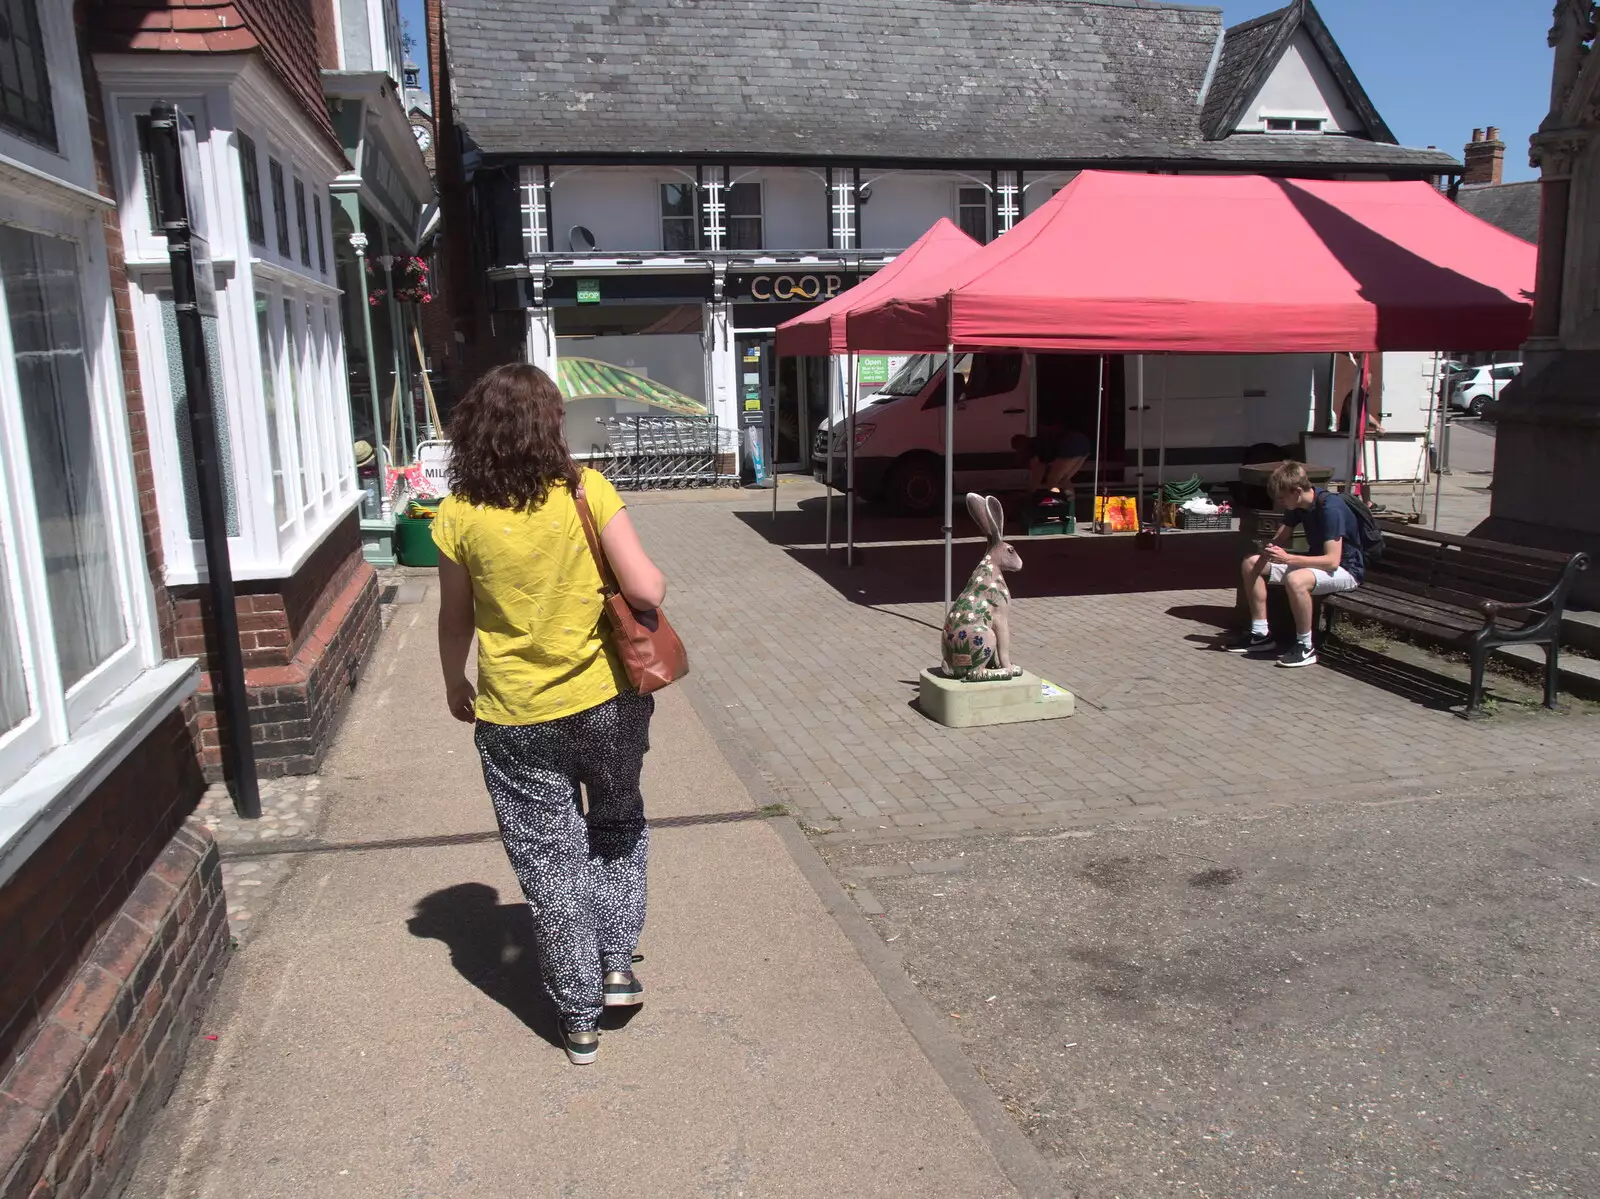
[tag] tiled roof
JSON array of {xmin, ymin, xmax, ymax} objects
[
  {"xmin": 1199, "ymin": 5, "xmax": 1288, "ymax": 138},
  {"xmin": 92, "ymin": 0, "xmax": 342, "ymax": 153},
  {"xmin": 1185, "ymin": 136, "xmax": 1458, "ymax": 171},
  {"xmin": 446, "ymin": 0, "xmax": 1223, "ymax": 161},
  {"xmin": 1199, "ymin": 0, "xmax": 1396, "ymax": 145},
  {"xmin": 444, "ymin": 0, "xmax": 1449, "ymax": 174},
  {"xmin": 1457, "ymin": 181, "xmax": 1541, "ymax": 244}
]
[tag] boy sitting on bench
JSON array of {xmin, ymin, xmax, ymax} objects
[{"xmin": 1226, "ymin": 461, "xmax": 1364, "ymax": 668}]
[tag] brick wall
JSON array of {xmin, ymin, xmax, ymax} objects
[
  {"xmin": 0, "ymin": 709, "xmax": 224, "ymax": 1199},
  {"xmin": 173, "ymin": 515, "xmax": 381, "ymax": 779}
]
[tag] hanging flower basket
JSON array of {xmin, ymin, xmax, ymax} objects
[{"xmin": 367, "ymin": 256, "xmax": 432, "ymax": 304}]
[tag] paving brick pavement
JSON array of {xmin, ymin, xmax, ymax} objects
[{"xmin": 631, "ymin": 482, "xmax": 1600, "ymax": 842}]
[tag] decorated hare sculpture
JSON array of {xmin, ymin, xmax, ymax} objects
[{"xmin": 942, "ymin": 493, "xmax": 1025, "ymax": 681}]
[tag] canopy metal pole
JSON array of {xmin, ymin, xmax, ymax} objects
[
  {"xmin": 1091, "ymin": 355, "xmax": 1105, "ymax": 531},
  {"xmin": 1157, "ymin": 353, "xmax": 1167, "ymax": 538},
  {"xmin": 1135, "ymin": 355, "xmax": 1146, "ymax": 527},
  {"xmin": 944, "ymin": 342, "xmax": 956, "ymax": 616},
  {"xmin": 847, "ymin": 352, "xmax": 857, "ymax": 567},
  {"xmin": 1433, "ymin": 359, "xmax": 1447, "ymax": 527},
  {"xmin": 825, "ymin": 355, "xmax": 838, "ymax": 552},
  {"xmin": 1346, "ymin": 352, "xmax": 1365, "ymax": 496}
]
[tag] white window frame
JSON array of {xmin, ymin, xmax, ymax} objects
[
  {"xmin": 725, "ymin": 179, "xmax": 763, "ymax": 252},
  {"xmin": 660, "ymin": 180, "xmax": 699, "ymax": 252},
  {"xmin": 0, "ymin": 192, "xmax": 163, "ymax": 793},
  {"xmin": 0, "ymin": 0, "xmax": 96, "ymax": 194},
  {"xmin": 956, "ymin": 184, "xmax": 991, "ymax": 243},
  {"xmin": 97, "ymin": 58, "xmax": 360, "ymax": 585},
  {"xmin": 0, "ymin": 4, "xmax": 197, "ymax": 887},
  {"xmin": 1260, "ymin": 112, "xmax": 1329, "ymax": 134}
]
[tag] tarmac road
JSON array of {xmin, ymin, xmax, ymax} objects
[{"xmin": 824, "ymin": 775, "xmax": 1600, "ymax": 1197}]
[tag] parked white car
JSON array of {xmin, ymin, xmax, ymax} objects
[{"xmin": 1450, "ymin": 362, "xmax": 1520, "ymax": 417}]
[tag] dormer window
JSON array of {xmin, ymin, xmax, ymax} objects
[{"xmin": 1264, "ymin": 116, "xmax": 1325, "ymax": 133}]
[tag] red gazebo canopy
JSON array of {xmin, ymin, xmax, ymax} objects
[
  {"xmin": 774, "ymin": 218, "xmax": 979, "ymax": 357},
  {"xmin": 844, "ymin": 171, "xmax": 1538, "ymax": 354}
]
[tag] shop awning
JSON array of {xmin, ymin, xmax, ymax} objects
[
  {"xmin": 774, "ymin": 218, "xmax": 980, "ymax": 357},
  {"xmin": 844, "ymin": 171, "xmax": 1537, "ymax": 354}
]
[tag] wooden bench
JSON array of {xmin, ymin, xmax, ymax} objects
[{"xmin": 1323, "ymin": 522, "xmax": 1590, "ymax": 715}]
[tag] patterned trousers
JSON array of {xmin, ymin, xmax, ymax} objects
[{"xmin": 474, "ymin": 691, "xmax": 654, "ymax": 1031}]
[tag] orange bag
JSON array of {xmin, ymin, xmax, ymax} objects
[{"xmin": 1094, "ymin": 495, "xmax": 1139, "ymax": 532}]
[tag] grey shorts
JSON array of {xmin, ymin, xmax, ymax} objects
[{"xmin": 1266, "ymin": 562, "xmax": 1359, "ymax": 595}]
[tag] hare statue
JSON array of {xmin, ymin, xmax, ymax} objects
[{"xmin": 941, "ymin": 493, "xmax": 1024, "ymax": 682}]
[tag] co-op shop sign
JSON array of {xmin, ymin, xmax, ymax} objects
[{"xmin": 748, "ymin": 274, "xmax": 846, "ymax": 302}]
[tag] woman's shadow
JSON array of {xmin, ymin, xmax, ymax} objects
[{"xmin": 407, "ymin": 883, "xmax": 642, "ymax": 1049}]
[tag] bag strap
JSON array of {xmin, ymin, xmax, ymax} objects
[{"xmin": 573, "ymin": 485, "xmax": 619, "ymax": 597}]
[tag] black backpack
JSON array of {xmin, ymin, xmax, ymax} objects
[{"xmin": 1322, "ymin": 490, "xmax": 1385, "ymax": 566}]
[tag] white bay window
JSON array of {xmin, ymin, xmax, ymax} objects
[
  {"xmin": 1, "ymin": 0, "xmax": 187, "ymax": 879},
  {"xmin": 97, "ymin": 60, "xmax": 357, "ymax": 584}
]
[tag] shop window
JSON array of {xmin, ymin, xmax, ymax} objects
[
  {"xmin": 159, "ymin": 291, "xmax": 240, "ymax": 539},
  {"xmin": 294, "ymin": 178, "xmax": 311, "ymax": 267},
  {"xmin": 661, "ymin": 183, "xmax": 698, "ymax": 252},
  {"xmin": 0, "ymin": 0, "xmax": 56, "ymax": 149},
  {"xmin": 269, "ymin": 158, "xmax": 290, "ymax": 257},
  {"xmin": 727, "ymin": 181, "xmax": 762, "ymax": 251},
  {"xmin": 957, "ymin": 186, "xmax": 990, "ymax": 243},
  {"xmin": 239, "ymin": 133, "xmax": 266, "ymax": 246}
]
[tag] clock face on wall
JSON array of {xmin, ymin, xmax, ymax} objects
[{"xmin": 412, "ymin": 123, "xmax": 432, "ymax": 151}]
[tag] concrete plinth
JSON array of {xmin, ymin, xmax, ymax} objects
[
  {"xmin": 1477, "ymin": 352, "xmax": 1600, "ymax": 606},
  {"xmin": 918, "ymin": 668, "xmax": 1076, "ymax": 728}
]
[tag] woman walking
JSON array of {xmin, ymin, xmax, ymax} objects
[{"xmin": 432, "ymin": 364, "xmax": 667, "ymax": 1065}]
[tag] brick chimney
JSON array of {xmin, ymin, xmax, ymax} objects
[{"xmin": 1463, "ymin": 126, "xmax": 1505, "ymax": 186}]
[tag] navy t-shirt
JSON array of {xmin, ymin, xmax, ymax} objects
[
  {"xmin": 1284, "ymin": 489, "xmax": 1364, "ymax": 581},
  {"xmin": 1029, "ymin": 429, "xmax": 1092, "ymax": 463}
]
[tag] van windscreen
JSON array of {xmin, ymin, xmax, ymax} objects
[{"xmin": 876, "ymin": 354, "xmax": 938, "ymax": 398}]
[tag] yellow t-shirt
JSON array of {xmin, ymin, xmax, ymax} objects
[{"xmin": 431, "ymin": 469, "xmax": 629, "ymax": 725}]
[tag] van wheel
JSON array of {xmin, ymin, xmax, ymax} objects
[
  {"xmin": 1242, "ymin": 442, "xmax": 1284, "ymax": 466},
  {"xmin": 886, "ymin": 454, "xmax": 942, "ymax": 516}
]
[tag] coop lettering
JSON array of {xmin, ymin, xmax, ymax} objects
[{"xmin": 748, "ymin": 274, "xmax": 844, "ymax": 302}]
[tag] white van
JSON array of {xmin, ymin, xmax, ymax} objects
[{"xmin": 813, "ymin": 351, "xmax": 1330, "ymax": 514}]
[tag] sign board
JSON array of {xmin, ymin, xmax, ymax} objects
[
  {"xmin": 857, "ymin": 356, "xmax": 890, "ymax": 385},
  {"xmin": 415, "ymin": 440, "xmax": 452, "ymax": 498},
  {"xmin": 576, "ymin": 278, "xmax": 601, "ymax": 305},
  {"xmin": 728, "ymin": 272, "xmax": 858, "ymax": 304}
]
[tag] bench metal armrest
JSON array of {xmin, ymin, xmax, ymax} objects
[{"xmin": 1479, "ymin": 555, "xmax": 1588, "ymax": 630}]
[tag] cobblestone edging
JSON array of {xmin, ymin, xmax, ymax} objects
[{"xmin": 195, "ymin": 777, "xmax": 326, "ymax": 937}]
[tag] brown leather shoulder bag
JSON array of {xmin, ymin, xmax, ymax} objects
[{"xmin": 574, "ymin": 487, "xmax": 688, "ymax": 695}]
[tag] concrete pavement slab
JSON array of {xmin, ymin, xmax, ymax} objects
[{"xmin": 125, "ymin": 585, "xmax": 1017, "ymax": 1199}]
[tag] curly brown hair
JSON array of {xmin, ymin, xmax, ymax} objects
[{"xmin": 445, "ymin": 364, "xmax": 579, "ymax": 510}]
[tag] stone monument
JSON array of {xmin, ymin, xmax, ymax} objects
[{"xmin": 1479, "ymin": 1, "xmax": 1600, "ymax": 602}]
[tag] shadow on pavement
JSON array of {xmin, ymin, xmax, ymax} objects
[
  {"xmin": 407, "ymin": 883, "xmax": 566, "ymax": 1048},
  {"xmin": 1166, "ymin": 602, "xmax": 1238, "ymax": 629},
  {"xmin": 1318, "ymin": 641, "xmax": 1468, "ymax": 713},
  {"xmin": 761, "ymin": 532, "xmax": 1240, "ymax": 606}
]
